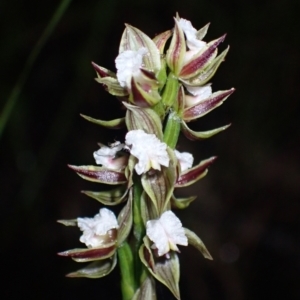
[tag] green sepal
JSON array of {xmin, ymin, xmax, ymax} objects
[
  {"xmin": 163, "ymin": 111, "xmax": 181, "ymax": 149},
  {"xmin": 120, "ymin": 25, "xmax": 161, "ymax": 72},
  {"xmin": 132, "ymin": 276, "xmax": 157, "ymax": 300},
  {"xmin": 80, "ymin": 114, "xmax": 125, "ymax": 129},
  {"xmin": 166, "ymin": 18, "xmax": 186, "ymax": 76},
  {"xmin": 173, "ymin": 86, "xmax": 185, "ymax": 115},
  {"xmin": 139, "ymin": 237, "xmax": 181, "ymax": 300},
  {"xmin": 117, "ymin": 190, "xmax": 133, "ymax": 246},
  {"xmin": 156, "ymin": 59, "xmax": 167, "ymax": 91},
  {"xmin": 181, "ymin": 46, "xmax": 229, "ymax": 87},
  {"xmin": 124, "ymin": 102, "xmax": 163, "ymax": 140},
  {"xmin": 129, "ymin": 77, "xmax": 161, "ymax": 107},
  {"xmin": 82, "ymin": 186, "xmax": 128, "ymax": 206},
  {"xmin": 140, "ymin": 191, "xmax": 159, "ymax": 224},
  {"xmin": 184, "ymin": 228, "xmax": 213, "ymax": 260},
  {"xmin": 92, "ymin": 61, "xmax": 116, "ymax": 78},
  {"xmin": 181, "ymin": 121, "xmax": 231, "ymax": 141},
  {"xmin": 118, "ymin": 242, "xmax": 137, "ymax": 300},
  {"xmin": 68, "ymin": 165, "xmax": 127, "ymax": 185},
  {"xmin": 95, "ymin": 77, "xmax": 128, "ymax": 97},
  {"xmin": 153, "ymin": 30, "xmax": 172, "ymax": 54},
  {"xmin": 161, "ymin": 73, "xmax": 179, "ymax": 109},
  {"xmin": 57, "ymin": 219, "xmax": 77, "ymax": 226},
  {"xmin": 196, "ymin": 23, "xmax": 210, "ymax": 40},
  {"xmin": 141, "ymin": 149, "xmax": 176, "ymax": 214},
  {"xmin": 175, "ymin": 156, "xmax": 217, "ymax": 188},
  {"xmin": 66, "ymin": 254, "xmax": 117, "ymax": 278},
  {"xmin": 171, "ymin": 195, "xmax": 197, "ymax": 209},
  {"xmin": 58, "ymin": 243, "xmax": 116, "ymax": 262}
]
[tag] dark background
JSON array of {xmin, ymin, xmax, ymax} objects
[{"xmin": 1, "ymin": 0, "xmax": 299, "ymax": 299}]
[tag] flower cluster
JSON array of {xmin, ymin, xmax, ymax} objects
[{"xmin": 59, "ymin": 14, "xmax": 234, "ymax": 299}]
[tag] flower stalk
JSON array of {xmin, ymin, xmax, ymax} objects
[{"xmin": 58, "ymin": 14, "xmax": 234, "ymax": 300}]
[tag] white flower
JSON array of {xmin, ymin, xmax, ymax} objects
[
  {"xmin": 115, "ymin": 47, "xmax": 148, "ymax": 89},
  {"xmin": 146, "ymin": 210, "xmax": 188, "ymax": 257},
  {"xmin": 174, "ymin": 150, "xmax": 194, "ymax": 172},
  {"xmin": 125, "ymin": 129, "xmax": 169, "ymax": 175},
  {"xmin": 178, "ymin": 18, "xmax": 207, "ymax": 51},
  {"xmin": 185, "ymin": 85, "xmax": 212, "ymax": 107},
  {"xmin": 93, "ymin": 141, "xmax": 127, "ymax": 170},
  {"xmin": 77, "ymin": 208, "xmax": 119, "ymax": 248}
]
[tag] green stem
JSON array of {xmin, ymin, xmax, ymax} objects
[
  {"xmin": 0, "ymin": 0, "xmax": 73, "ymax": 139},
  {"xmin": 161, "ymin": 72, "xmax": 179, "ymax": 109},
  {"xmin": 118, "ymin": 242, "xmax": 137, "ymax": 300},
  {"xmin": 163, "ymin": 110, "xmax": 181, "ymax": 149},
  {"xmin": 133, "ymin": 177, "xmax": 146, "ymax": 284}
]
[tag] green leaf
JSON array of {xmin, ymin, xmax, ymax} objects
[
  {"xmin": 80, "ymin": 114, "xmax": 125, "ymax": 129},
  {"xmin": 171, "ymin": 195, "xmax": 197, "ymax": 209},
  {"xmin": 66, "ymin": 255, "xmax": 117, "ymax": 278},
  {"xmin": 139, "ymin": 237, "xmax": 181, "ymax": 300},
  {"xmin": 82, "ymin": 186, "xmax": 128, "ymax": 206},
  {"xmin": 184, "ymin": 228, "xmax": 213, "ymax": 260},
  {"xmin": 117, "ymin": 190, "xmax": 133, "ymax": 246},
  {"xmin": 132, "ymin": 276, "xmax": 157, "ymax": 300},
  {"xmin": 68, "ymin": 165, "xmax": 127, "ymax": 185},
  {"xmin": 181, "ymin": 121, "xmax": 231, "ymax": 141},
  {"xmin": 124, "ymin": 103, "xmax": 163, "ymax": 140}
]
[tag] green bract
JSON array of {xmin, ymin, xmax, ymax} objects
[{"xmin": 59, "ymin": 14, "xmax": 235, "ymax": 300}]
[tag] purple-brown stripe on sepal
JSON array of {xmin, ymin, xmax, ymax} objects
[
  {"xmin": 58, "ymin": 245, "xmax": 116, "ymax": 262},
  {"xmin": 68, "ymin": 165, "xmax": 127, "ymax": 185},
  {"xmin": 183, "ymin": 88, "xmax": 235, "ymax": 121},
  {"xmin": 175, "ymin": 157, "xmax": 217, "ymax": 187},
  {"xmin": 179, "ymin": 34, "xmax": 226, "ymax": 79}
]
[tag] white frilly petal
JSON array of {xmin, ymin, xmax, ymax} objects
[
  {"xmin": 115, "ymin": 47, "xmax": 148, "ymax": 89},
  {"xmin": 185, "ymin": 85, "xmax": 212, "ymax": 107},
  {"xmin": 77, "ymin": 208, "xmax": 118, "ymax": 248},
  {"xmin": 125, "ymin": 129, "xmax": 169, "ymax": 175},
  {"xmin": 174, "ymin": 150, "xmax": 194, "ymax": 172},
  {"xmin": 178, "ymin": 18, "xmax": 207, "ymax": 51},
  {"xmin": 146, "ymin": 210, "xmax": 188, "ymax": 256},
  {"xmin": 93, "ymin": 142, "xmax": 127, "ymax": 170}
]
